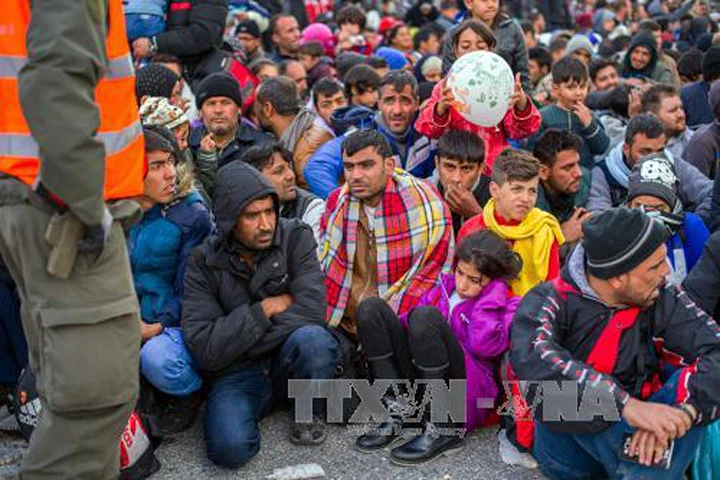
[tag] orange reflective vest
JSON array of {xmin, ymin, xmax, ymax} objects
[{"xmin": 0, "ymin": 0, "xmax": 144, "ymax": 200}]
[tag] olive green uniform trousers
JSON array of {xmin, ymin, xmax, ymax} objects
[
  {"xmin": 0, "ymin": 180, "xmax": 140, "ymax": 480},
  {"xmin": 2, "ymin": 0, "xmax": 141, "ymax": 476}
]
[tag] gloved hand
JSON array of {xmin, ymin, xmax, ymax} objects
[{"xmin": 77, "ymin": 207, "xmax": 113, "ymax": 254}]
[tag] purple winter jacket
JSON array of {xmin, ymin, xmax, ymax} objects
[{"xmin": 409, "ymin": 274, "xmax": 520, "ymax": 431}]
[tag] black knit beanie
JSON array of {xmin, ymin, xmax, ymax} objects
[
  {"xmin": 195, "ymin": 72, "xmax": 243, "ymax": 109},
  {"xmin": 135, "ymin": 64, "xmax": 180, "ymax": 103},
  {"xmin": 582, "ymin": 207, "xmax": 668, "ymax": 279}
]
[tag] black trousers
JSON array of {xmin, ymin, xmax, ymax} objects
[{"xmin": 355, "ymin": 298, "xmax": 466, "ymax": 382}]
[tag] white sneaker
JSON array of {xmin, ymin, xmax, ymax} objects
[{"xmin": 497, "ymin": 429, "xmax": 538, "ymax": 469}]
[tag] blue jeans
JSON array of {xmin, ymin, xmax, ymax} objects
[
  {"xmin": 140, "ymin": 327, "xmax": 203, "ymax": 396},
  {"xmin": 204, "ymin": 325, "xmax": 338, "ymax": 468},
  {"xmin": 125, "ymin": 13, "xmax": 165, "ymax": 42},
  {"xmin": 534, "ymin": 370, "xmax": 706, "ymax": 480},
  {"xmin": 0, "ymin": 273, "xmax": 27, "ymax": 384}
]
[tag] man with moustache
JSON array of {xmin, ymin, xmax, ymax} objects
[
  {"xmin": 189, "ymin": 72, "xmax": 271, "ymax": 170},
  {"xmin": 240, "ymin": 142, "xmax": 326, "ymax": 245},
  {"xmin": 588, "ymin": 114, "xmax": 712, "ymax": 217},
  {"xmin": 641, "ymin": 84, "xmax": 694, "ymax": 160},
  {"xmin": 181, "ymin": 161, "xmax": 337, "ymax": 467},
  {"xmin": 533, "ymin": 130, "xmax": 592, "ymax": 244},
  {"xmin": 375, "ymin": 71, "xmax": 437, "ymax": 179},
  {"xmin": 511, "ymin": 207, "xmax": 720, "ymax": 479},
  {"xmin": 319, "ymin": 129, "xmax": 453, "ymax": 343}
]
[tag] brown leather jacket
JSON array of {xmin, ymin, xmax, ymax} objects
[{"xmin": 293, "ymin": 124, "xmax": 334, "ymax": 188}]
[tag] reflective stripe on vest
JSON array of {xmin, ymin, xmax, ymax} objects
[
  {"xmin": 0, "ymin": 121, "xmax": 142, "ymax": 158},
  {"xmin": 0, "ymin": 0, "xmax": 144, "ymax": 201},
  {"xmin": 0, "ymin": 54, "xmax": 134, "ymax": 81}
]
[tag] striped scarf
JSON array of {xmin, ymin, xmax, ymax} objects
[{"xmin": 319, "ymin": 169, "xmax": 454, "ymax": 327}]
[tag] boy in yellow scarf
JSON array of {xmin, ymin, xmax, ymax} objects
[{"xmin": 458, "ymin": 149, "xmax": 565, "ymax": 296}]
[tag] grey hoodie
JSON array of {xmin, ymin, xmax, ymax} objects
[{"xmin": 588, "ymin": 142, "xmax": 713, "ymax": 218}]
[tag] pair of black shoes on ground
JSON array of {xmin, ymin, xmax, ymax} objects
[{"xmin": 355, "ymin": 412, "xmax": 465, "ymax": 465}]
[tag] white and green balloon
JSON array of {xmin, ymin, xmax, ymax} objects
[{"xmin": 446, "ymin": 51, "xmax": 514, "ymax": 127}]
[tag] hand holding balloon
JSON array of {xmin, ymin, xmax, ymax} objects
[
  {"xmin": 436, "ymin": 80, "xmax": 457, "ymax": 118},
  {"xmin": 446, "ymin": 51, "xmax": 514, "ymax": 127},
  {"xmin": 508, "ymin": 73, "xmax": 528, "ymax": 112}
]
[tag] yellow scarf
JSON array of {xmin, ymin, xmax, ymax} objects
[{"xmin": 483, "ymin": 199, "xmax": 565, "ymax": 296}]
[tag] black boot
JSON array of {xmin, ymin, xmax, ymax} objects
[
  {"xmin": 390, "ymin": 359, "xmax": 464, "ymax": 465},
  {"xmin": 354, "ymin": 396, "xmax": 405, "ymax": 453},
  {"xmin": 156, "ymin": 390, "xmax": 204, "ymax": 435},
  {"xmin": 389, "ymin": 420, "xmax": 465, "ymax": 466},
  {"xmin": 355, "ymin": 354, "xmax": 407, "ymax": 453}
]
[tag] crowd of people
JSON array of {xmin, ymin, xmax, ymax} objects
[{"xmin": 4, "ymin": 0, "xmax": 720, "ymax": 478}]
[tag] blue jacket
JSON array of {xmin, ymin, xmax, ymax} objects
[
  {"xmin": 303, "ymin": 124, "xmax": 436, "ymax": 199},
  {"xmin": 122, "ymin": 0, "xmax": 167, "ymax": 16},
  {"xmin": 129, "ymin": 192, "xmax": 214, "ymax": 327},
  {"xmin": 304, "ymin": 135, "xmax": 345, "ymax": 199},
  {"xmin": 668, "ymin": 212, "xmax": 710, "ymax": 281}
]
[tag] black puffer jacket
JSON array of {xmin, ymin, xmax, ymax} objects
[
  {"xmin": 181, "ymin": 161, "xmax": 328, "ymax": 377},
  {"xmin": 511, "ymin": 245, "xmax": 720, "ymax": 433},
  {"xmin": 155, "ymin": 0, "xmax": 228, "ymax": 81},
  {"xmin": 684, "ymin": 230, "xmax": 720, "ymax": 320}
]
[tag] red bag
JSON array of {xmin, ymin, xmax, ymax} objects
[{"xmin": 119, "ymin": 410, "xmax": 161, "ymax": 480}]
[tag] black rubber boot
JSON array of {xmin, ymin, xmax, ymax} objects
[
  {"xmin": 390, "ymin": 360, "xmax": 465, "ymax": 465},
  {"xmin": 354, "ymin": 388, "xmax": 412, "ymax": 453},
  {"xmin": 389, "ymin": 421, "xmax": 465, "ymax": 466}
]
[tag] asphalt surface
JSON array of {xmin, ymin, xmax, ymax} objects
[{"xmin": 1, "ymin": 409, "xmax": 548, "ymax": 479}]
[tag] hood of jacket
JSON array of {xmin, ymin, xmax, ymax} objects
[
  {"xmin": 564, "ymin": 244, "xmax": 603, "ymax": 301},
  {"xmin": 623, "ymin": 32, "xmax": 659, "ymax": 77},
  {"xmin": 212, "ymin": 161, "xmax": 279, "ymax": 243},
  {"xmin": 439, "ymin": 273, "xmax": 511, "ymax": 311},
  {"xmin": 329, "ymin": 105, "xmax": 377, "ymax": 136}
]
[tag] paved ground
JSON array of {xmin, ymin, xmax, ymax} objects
[{"xmin": 1, "ymin": 409, "xmax": 547, "ymax": 479}]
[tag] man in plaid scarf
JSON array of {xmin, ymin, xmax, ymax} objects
[{"xmin": 319, "ymin": 129, "xmax": 454, "ymax": 344}]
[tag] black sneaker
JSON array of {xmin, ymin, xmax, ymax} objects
[
  {"xmin": 289, "ymin": 417, "xmax": 326, "ymax": 445},
  {"xmin": 157, "ymin": 391, "xmax": 204, "ymax": 435},
  {"xmin": 389, "ymin": 422, "xmax": 464, "ymax": 466}
]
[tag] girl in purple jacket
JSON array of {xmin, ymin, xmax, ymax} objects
[{"xmin": 354, "ymin": 230, "xmax": 522, "ymax": 465}]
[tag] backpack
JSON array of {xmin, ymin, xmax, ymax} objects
[{"xmin": 10, "ymin": 368, "xmax": 162, "ymax": 479}]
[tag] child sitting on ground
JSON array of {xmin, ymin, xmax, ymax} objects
[
  {"xmin": 415, "ymin": 19, "xmax": 541, "ymax": 175},
  {"xmin": 354, "ymin": 230, "xmax": 522, "ymax": 465}
]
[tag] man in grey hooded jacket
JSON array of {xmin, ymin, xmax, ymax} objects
[{"xmin": 588, "ymin": 114, "xmax": 712, "ymax": 222}]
